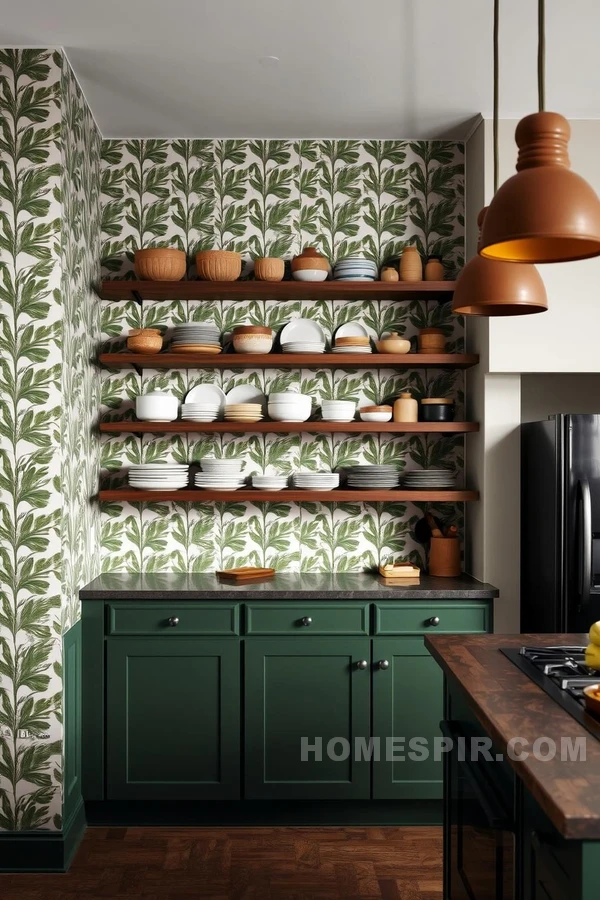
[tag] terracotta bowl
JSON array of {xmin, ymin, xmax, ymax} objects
[
  {"xmin": 134, "ymin": 248, "xmax": 186, "ymax": 281},
  {"xmin": 254, "ymin": 257, "xmax": 285, "ymax": 282},
  {"xmin": 196, "ymin": 250, "xmax": 242, "ymax": 282}
]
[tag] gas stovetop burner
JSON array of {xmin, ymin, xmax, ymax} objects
[{"xmin": 501, "ymin": 645, "xmax": 600, "ymax": 741}]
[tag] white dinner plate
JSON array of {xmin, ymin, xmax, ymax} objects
[
  {"xmin": 280, "ymin": 318, "xmax": 327, "ymax": 346},
  {"xmin": 225, "ymin": 385, "xmax": 267, "ymax": 413},
  {"xmin": 185, "ymin": 383, "xmax": 226, "ymax": 414}
]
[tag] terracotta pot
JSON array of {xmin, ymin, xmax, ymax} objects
[
  {"xmin": 424, "ymin": 256, "xmax": 445, "ymax": 281},
  {"xmin": 380, "ymin": 266, "xmax": 399, "ymax": 282},
  {"xmin": 428, "ymin": 536, "xmax": 461, "ymax": 577},
  {"xmin": 127, "ymin": 328, "xmax": 163, "ymax": 354},
  {"xmin": 196, "ymin": 250, "xmax": 242, "ymax": 282},
  {"xmin": 399, "ymin": 246, "xmax": 423, "ymax": 282},
  {"xmin": 254, "ymin": 257, "xmax": 285, "ymax": 282},
  {"xmin": 418, "ymin": 327, "xmax": 446, "ymax": 353},
  {"xmin": 134, "ymin": 248, "xmax": 186, "ymax": 281},
  {"xmin": 291, "ymin": 246, "xmax": 330, "ymax": 273}
]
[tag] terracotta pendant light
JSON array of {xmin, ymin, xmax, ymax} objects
[
  {"xmin": 452, "ymin": 0, "xmax": 547, "ymax": 316},
  {"xmin": 479, "ymin": 0, "xmax": 600, "ymax": 263}
]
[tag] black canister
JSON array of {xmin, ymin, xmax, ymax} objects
[{"xmin": 420, "ymin": 398, "xmax": 455, "ymax": 422}]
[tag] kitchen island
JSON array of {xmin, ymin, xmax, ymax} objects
[
  {"xmin": 427, "ymin": 633, "xmax": 600, "ymax": 900},
  {"xmin": 77, "ymin": 572, "xmax": 497, "ymax": 827}
]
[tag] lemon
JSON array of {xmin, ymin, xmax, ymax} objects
[
  {"xmin": 589, "ymin": 621, "xmax": 600, "ymax": 646},
  {"xmin": 585, "ymin": 643, "xmax": 600, "ymax": 670}
]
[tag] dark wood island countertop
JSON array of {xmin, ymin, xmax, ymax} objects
[{"xmin": 426, "ymin": 632, "xmax": 600, "ymax": 839}]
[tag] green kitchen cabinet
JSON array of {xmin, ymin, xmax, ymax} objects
[
  {"xmin": 106, "ymin": 637, "xmax": 240, "ymax": 800},
  {"xmin": 372, "ymin": 637, "xmax": 444, "ymax": 800},
  {"xmin": 245, "ymin": 637, "xmax": 371, "ymax": 800}
]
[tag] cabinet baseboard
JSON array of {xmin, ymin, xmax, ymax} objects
[
  {"xmin": 85, "ymin": 799, "xmax": 442, "ymax": 827},
  {"xmin": 0, "ymin": 796, "xmax": 86, "ymax": 872}
]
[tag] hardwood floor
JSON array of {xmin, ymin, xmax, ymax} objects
[{"xmin": 0, "ymin": 826, "xmax": 443, "ymax": 899}]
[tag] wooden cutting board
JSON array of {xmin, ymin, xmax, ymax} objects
[{"xmin": 216, "ymin": 567, "xmax": 276, "ymax": 583}]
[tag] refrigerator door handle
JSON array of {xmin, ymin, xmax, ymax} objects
[{"xmin": 577, "ymin": 478, "xmax": 592, "ymax": 609}]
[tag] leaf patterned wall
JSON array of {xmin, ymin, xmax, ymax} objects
[
  {"xmin": 100, "ymin": 139, "xmax": 464, "ymax": 573},
  {"xmin": 0, "ymin": 49, "xmax": 101, "ymax": 832}
]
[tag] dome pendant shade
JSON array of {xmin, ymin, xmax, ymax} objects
[{"xmin": 480, "ymin": 112, "xmax": 600, "ymax": 263}]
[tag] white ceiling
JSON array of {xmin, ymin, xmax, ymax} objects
[{"xmin": 1, "ymin": 0, "xmax": 599, "ymax": 139}]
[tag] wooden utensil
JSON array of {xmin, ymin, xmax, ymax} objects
[
  {"xmin": 426, "ymin": 513, "xmax": 444, "ymax": 538},
  {"xmin": 216, "ymin": 567, "xmax": 276, "ymax": 583}
]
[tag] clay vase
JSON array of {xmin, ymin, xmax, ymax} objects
[
  {"xmin": 424, "ymin": 256, "xmax": 445, "ymax": 281},
  {"xmin": 399, "ymin": 246, "xmax": 423, "ymax": 282},
  {"xmin": 393, "ymin": 391, "xmax": 418, "ymax": 423},
  {"xmin": 254, "ymin": 257, "xmax": 285, "ymax": 282},
  {"xmin": 381, "ymin": 266, "xmax": 399, "ymax": 282}
]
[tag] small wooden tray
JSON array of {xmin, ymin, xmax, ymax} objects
[
  {"xmin": 216, "ymin": 567, "xmax": 276, "ymax": 583},
  {"xmin": 378, "ymin": 561, "xmax": 421, "ymax": 579}
]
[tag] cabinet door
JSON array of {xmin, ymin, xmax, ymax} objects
[
  {"xmin": 245, "ymin": 637, "xmax": 371, "ymax": 800},
  {"xmin": 106, "ymin": 638, "xmax": 240, "ymax": 800},
  {"xmin": 372, "ymin": 637, "xmax": 443, "ymax": 799}
]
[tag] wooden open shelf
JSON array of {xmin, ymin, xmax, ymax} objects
[
  {"xmin": 99, "ymin": 421, "xmax": 479, "ymax": 435},
  {"xmin": 99, "ymin": 351, "xmax": 478, "ymax": 370},
  {"xmin": 99, "ymin": 488, "xmax": 479, "ymax": 503},
  {"xmin": 99, "ymin": 280, "xmax": 455, "ymax": 303}
]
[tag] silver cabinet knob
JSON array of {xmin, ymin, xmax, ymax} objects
[
  {"xmin": 377, "ymin": 659, "xmax": 390, "ymax": 670},
  {"xmin": 300, "ymin": 616, "xmax": 312, "ymax": 626},
  {"xmin": 428, "ymin": 616, "xmax": 440, "ymax": 627},
  {"xmin": 167, "ymin": 616, "xmax": 180, "ymax": 627},
  {"xmin": 356, "ymin": 659, "xmax": 368, "ymax": 670}
]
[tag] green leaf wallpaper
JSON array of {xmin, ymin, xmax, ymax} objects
[
  {"xmin": 0, "ymin": 49, "xmax": 101, "ymax": 832},
  {"xmin": 99, "ymin": 138, "xmax": 465, "ymax": 574}
]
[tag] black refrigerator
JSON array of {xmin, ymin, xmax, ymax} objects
[{"xmin": 522, "ymin": 414, "xmax": 600, "ymax": 634}]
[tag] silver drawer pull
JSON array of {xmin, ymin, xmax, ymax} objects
[
  {"xmin": 356, "ymin": 659, "xmax": 368, "ymax": 670},
  {"xmin": 427, "ymin": 616, "xmax": 440, "ymax": 627},
  {"xmin": 167, "ymin": 616, "xmax": 180, "ymax": 627},
  {"xmin": 377, "ymin": 659, "xmax": 390, "ymax": 670},
  {"xmin": 300, "ymin": 616, "xmax": 312, "ymax": 626}
]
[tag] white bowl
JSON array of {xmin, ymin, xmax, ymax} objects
[
  {"xmin": 269, "ymin": 392, "xmax": 312, "ymax": 404},
  {"xmin": 200, "ymin": 458, "xmax": 245, "ymax": 472},
  {"xmin": 291, "ymin": 269, "xmax": 328, "ymax": 282},
  {"xmin": 268, "ymin": 405, "xmax": 311, "ymax": 423},
  {"xmin": 360, "ymin": 411, "xmax": 393, "ymax": 423},
  {"xmin": 135, "ymin": 392, "xmax": 179, "ymax": 422},
  {"xmin": 322, "ymin": 400, "xmax": 356, "ymax": 412}
]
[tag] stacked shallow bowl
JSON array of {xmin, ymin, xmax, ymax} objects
[
  {"xmin": 332, "ymin": 336, "xmax": 372, "ymax": 354},
  {"xmin": 268, "ymin": 392, "xmax": 312, "ymax": 423},
  {"xmin": 345, "ymin": 465, "xmax": 401, "ymax": 490},
  {"xmin": 252, "ymin": 474, "xmax": 289, "ymax": 492},
  {"xmin": 333, "ymin": 256, "xmax": 378, "ymax": 282},
  {"xmin": 181, "ymin": 403, "xmax": 220, "ymax": 423},
  {"xmin": 292, "ymin": 472, "xmax": 340, "ymax": 492},
  {"xmin": 195, "ymin": 457, "xmax": 246, "ymax": 491},
  {"xmin": 172, "ymin": 322, "xmax": 221, "ymax": 354},
  {"xmin": 224, "ymin": 404, "xmax": 263, "ymax": 424},
  {"xmin": 128, "ymin": 463, "xmax": 189, "ymax": 491},
  {"xmin": 403, "ymin": 469, "xmax": 456, "ymax": 489},
  {"xmin": 320, "ymin": 399, "xmax": 356, "ymax": 423},
  {"xmin": 281, "ymin": 339, "xmax": 325, "ymax": 354}
]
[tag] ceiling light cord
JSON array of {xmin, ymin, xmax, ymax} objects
[
  {"xmin": 538, "ymin": 0, "xmax": 545, "ymax": 111},
  {"xmin": 493, "ymin": 0, "xmax": 499, "ymax": 193}
]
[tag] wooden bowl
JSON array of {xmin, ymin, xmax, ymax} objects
[
  {"xmin": 360, "ymin": 405, "xmax": 393, "ymax": 413},
  {"xmin": 134, "ymin": 248, "xmax": 186, "ymax": 281},
  {"xmin": 254, "ymin": 257, "xmax": 285, "ymax": 282},
  {"xmin": 376, "ymin": 333, "xmax": 411, "ymax": 354},
  {"xmin": 127, "ymin": 328, "xmax": 163, "ymax": 354},
  {"xmin": 196, "ymin": 250, "xmax": 242, "ymax": 282}
]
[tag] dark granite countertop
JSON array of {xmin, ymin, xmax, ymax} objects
[
  {"xmin": 426, "ymin": 633, "xmax": 600, "ymax": 840},
  {"xmin": 80, "ymin": 572, "xmax": 498, "ymax": 600}
]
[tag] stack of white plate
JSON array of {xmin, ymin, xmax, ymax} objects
[
  {"xmin": 196, "ymin": 457, "xmax": 246, "ymax": 491},
  {"xmin": 181, "ymin": 403, "xmax": 220, "ymax": 422},
  {"xmin": 321, "ymin": 399, "xmax": 357, "ymax": 423},
  {"xmin": 403, "ymin": 469, "xmax": 457, "ymax": 489},
  {"xmin": 345, "ymin": 465, "xmax": 401, "ymax": 490},
  {"xmin": 128, "ymin": 463, "xmax": 189, "ymax": 491},
  {"xmin": 292, "ymin": 472, "xmax": 340, "ymax": 491},
  {"xmin": 172, "ymin": 322, "xmax": 222, "ymax": 354},
  {"xmin": 333, "ymin": 257, "xmax": 378, "ymax": 282},
  {"xmin": 251, "ymin": 474, "xmax": 289, "ymax": 491},
  {"xmin": 282, "ymin": 341, "xmax": 326, "ymax": 354}
]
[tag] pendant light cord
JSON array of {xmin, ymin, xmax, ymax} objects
[
  {"xmin": 538, "ymin": 0, "xmax": 545, "ymax": 111},
  {"xmin": 493, "ymin": 0, "xmax": 499, "ymax": 194}
]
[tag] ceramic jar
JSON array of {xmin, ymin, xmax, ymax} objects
[
  {"xmin": 291, "ymin": 247, "xmax": 329, "ymax": 282},
  {"xmin": 399, "ymin": 246, "xmax": 423, "ymax": 282},
  {"xmin": 254, "ymin": 257, "xmax": 285, "ymax": 282},
  {"xmin": 127, "ymin": 328, "xmax": 163, "ymax": 354},
  {"xmin": 418, "ymin": 327, "xmax": 446, "ymax": 353},
  {"xmin": 424, "ymin": 256, "xmax": 445, "ymax": 281},
  {"xmin": 393, "ymin": 391, "xmax": 418, "ymax": 423},
  {"xmin": 134, "ymin": 248, "xmax": 186, "ymax": 281},
  {"xmin": 376, "ymin": 332, "xmax": 411, "ymax": 354},
  {"xmin": 380, "ymin": 266, "xmax": 399, "ymax": 282},
  {"xmin": 232, "ymin": 325, "xmax": 273, "ymax": 354},
  {"xmin": 196, "ymin": 250, "xmax": 242, "ymax": 282},
  {"xmin": 135, "ymin": 392, "xmax": 179, "ymax": 422}
]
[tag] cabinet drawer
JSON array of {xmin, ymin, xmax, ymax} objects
[
  {"xmin": 245, "ymin": 603, "xmax": 369, "ymax": 635},
  {"xmin": 107, "ymin": 603, "xmax": 239, "ymax": 636},
  {"xmin": 374, "ymin": 602, "xmax": 489, "ymax": 635}
]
